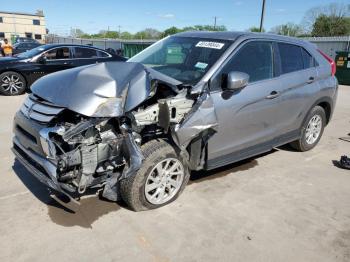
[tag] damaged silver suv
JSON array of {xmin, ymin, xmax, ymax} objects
[{"xmin": 12, "ymin": 32, "xmax": 338, "ymax": 211}]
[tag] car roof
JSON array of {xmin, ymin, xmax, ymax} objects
[
  {"xmin": 175, "ymin": 31, "xmax": 313, "ymax": 47},
  {"xmin": 175, "ymin": 31, "xmax": 247, "ymax": 41}
]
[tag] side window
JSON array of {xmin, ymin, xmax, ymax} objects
[
  {"xmin": 74, "ymin": 47, "xmax": 98, "ymax": 58},
  {"xmin": 222, "ymin": 41, "xmax": 273, "ymax": 83},
  {"xmin": 97, "ymin": 50, "xmax": 109, "ymax": 58},
  {"xmin": 278, "ymin": 43, "xmax": 303, "ymax": 74},
  {"xmin": 43, "ymin": 47, "xmax": 70, "ymax": 60},
  {"xmin": 301, "ymin": 48, "xmax": 315, "ymax": 69}
]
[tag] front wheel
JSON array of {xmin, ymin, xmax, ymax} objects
[
  {"xmin": 290, "ymin": 105, "xmax": 326, "ymax": 151},
  {"xmin": 120, "ymin": 139, "xmax": 190, "ymax": 211},
  {"xmin": 0, "ymin": 71, "xmax": 27, "ymax": 96}
]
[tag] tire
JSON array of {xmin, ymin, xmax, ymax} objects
[
  {"xmin": 0, "ymin": 71, "xmax": 27, "ymax": 96},
  {"xmin": 120, "ymin": 139, "xmax": 190, "ymax": 211},
  {"xmin": 290, "ymin": 105, "xmax": 326, "ymax": 152}
]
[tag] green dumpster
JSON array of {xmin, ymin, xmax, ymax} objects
[
  {"xmin": 122, "ymin": 43, "xmax": 151, "ymax": 59},
  {"xmin": 335, "ymin": 51, "xmax": 350, "ymax": 85}
]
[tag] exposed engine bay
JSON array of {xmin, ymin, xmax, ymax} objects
[
  {"xmin": 13, "ymin": 62, "xmax": 218, "ymax": 206},
  {"xmin": 36, "ymin": 92, "xmax": 195, "ymax": 200}
]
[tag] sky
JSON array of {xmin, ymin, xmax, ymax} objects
[{"xmin": 4, "ymin": 0, "xmax": 347, "ymax": 35}]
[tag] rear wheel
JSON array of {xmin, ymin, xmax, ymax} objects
[
  {"xmin": 0, "ymin": 71, "xmax": 27, "ymax": 96},
  {"xmin": 290, "ymin": 106, "xmax": 326, "ymax": 151},
  {"xmin": 120, "ymin": 139, "xmax": 190, "ymax": 211}
]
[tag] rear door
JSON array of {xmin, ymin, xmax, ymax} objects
[
  {"xmin": 72, "ymin": 47, "xmax": 111, "ymax": 66},
  {"xmin": 207, "ymin": 40, "xmax": 283, "ymax": 167},
  {"xmin": 271, "ymin": 42, "xmax": 319, "ymax": 144}
]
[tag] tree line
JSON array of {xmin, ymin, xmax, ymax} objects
[
  {"xmin": 70, "ymin": 3, "xmax": 349, "ymax": 39},
  {"xmin": 71, "ymin": 25, "xmax": 227, "ymax": 40}
]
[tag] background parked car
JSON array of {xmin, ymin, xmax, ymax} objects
[
  {"xmin": 0, "ymin": 44, "xmax": 126, "ymax": 96},
  {"xmin": 14, "ymin": 37, "xmax": 40, "ymax": 44},
  {"xmin": 12, "ymin": 42, "xmax": 42, "ymax": 55}
]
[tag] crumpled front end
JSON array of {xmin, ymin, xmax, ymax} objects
[{"xmin": 12, "ymin": 62, "xmax": 219, "ymax": 208}]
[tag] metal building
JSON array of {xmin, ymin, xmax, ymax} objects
[
  {"xmin": 0, "ymin": 10, "xmax": 46, "ymax": 43},
  {"xmin": 303, "ymin": 36, "xmax": 350, "ymax": 59}
]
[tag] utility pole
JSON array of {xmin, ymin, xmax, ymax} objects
[
  {"xmin": 118, "ymin": 25, "xmax": 121, "ymax": 39},
  {"xmin": 213, "ymin": 16, "xmax": 217, "ymax": 30},
  {"xmin": 259, "ymin": 0, "xmax": 266, "ymax": 32}
]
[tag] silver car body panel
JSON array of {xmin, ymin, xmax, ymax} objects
[
  {"xmin": 12, "ymin": 31, "xmax": 338, "ymax": 204},
  {"xmin": 31, "ymin": 62, "xmax": 182, "ymax": 117}
]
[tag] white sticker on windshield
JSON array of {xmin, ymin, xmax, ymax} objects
[
  {"xmin": 195, "ymin": 62, "xmax": 208, "ymax": 70},
  {"xmin": 196, "ymin": 41, "xmax": 225, "ymax": 49}
]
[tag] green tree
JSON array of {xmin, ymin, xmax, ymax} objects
[
  {"xmin": 302, "ymin": 3, "xmax": 350, "ymax": 34},
  {"xmin": 248, "ymin": 26, "xmax": 265, "ymax": 32},
  {"xmin": 311, "ymin": 15, "xmax": 350, "ymax": 36},
  {"xmin": 270, "ymin": 23, "xmax": 303, "ymax": 36},
  {"xmin": 70, "ymin": 28, "xmax": 85, "ymax": 38},
  {"xmin": 120, "ymin": 31, "xmax": 133, "ymax": 39},
  {"xmin": 104, "ymin": 31, "xmax": 119, "ymax": 39},
  {"xmin": 161, "ymin": 27, "xmax": 183, "ymax": 37}
]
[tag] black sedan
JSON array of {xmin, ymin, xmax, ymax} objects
[{"xmin": 0, "ymin": 44, "xmax": 126, "ymax": 95}]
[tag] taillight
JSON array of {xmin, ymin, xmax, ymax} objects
[{"xmin": 317, "ymin": 49, "xmax": 336, "ymax": 76}]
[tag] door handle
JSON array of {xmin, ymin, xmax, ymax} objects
[
  {"xmin": 63, "ymin": 62, "xmax": 72, "ymax": 65},
  {"xmin": 266, "ymin": 91, "xmax": 280, "ymax": 99},
  {"xmin": 307, "ymin": 76, "xmax": 315, "ymax": 84}
]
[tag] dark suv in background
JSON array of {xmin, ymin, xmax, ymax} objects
[
  {"xmin": 0, "ymin": 44, "xmax": 126, "ymax": 95},
  {"xmin": 12, "ymin": 42, "xmax": 42, "ymax": 55},
  {"xmin": 12, "ymin": 32, "xmax": 338, "ymax": 211}
]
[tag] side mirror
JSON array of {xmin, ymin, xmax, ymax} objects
[
  {"xmin": 37, "ymin": 56, "xmax": 47, "ymax": 64},
  {"xmin": 226, "ymin": 71, "xmax": 249, "ymax": 91}
]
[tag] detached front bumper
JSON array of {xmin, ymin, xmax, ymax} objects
[{"xmin": 12, "ymin": 136, "xmax": 79, "ymax": 208}]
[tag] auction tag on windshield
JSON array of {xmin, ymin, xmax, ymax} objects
[{"xmin": 196, "ymin": 41, "xmax": 225, "ymax": 49}]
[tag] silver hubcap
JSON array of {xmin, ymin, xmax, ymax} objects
[
  {"xmin": 305, "ymin": 114, "xmax": 322, "ymax": 145},
  {"xmin": 1, "ymin": 74, "xmax": 24, "ymax": 94},
  {"xmin": 145, "ymin": 158, "xmax": 184, "ymax": 205}
]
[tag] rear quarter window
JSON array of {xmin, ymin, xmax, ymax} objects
[
  {"xmin": 278, "ymin": 43, "xmax": 303, "ymax": 74},
  {"xmin": 97, "ymin": 50, "xmax": 110, "ymax": 58},
  {"xmin": 301, "ymin": 48, "xmax": 317, "ymax": 69},
  {"xmin": 74, "ymin": 47, "xmax": 98, "ymax": 58}
]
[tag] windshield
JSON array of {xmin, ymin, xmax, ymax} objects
[
  {"xmin": 17, "ymin": 45, "xmax": 47, "ymax": 59},
  {"xmin": 129, "ymin": 36, "xmax": 232, "ymax": 85}
]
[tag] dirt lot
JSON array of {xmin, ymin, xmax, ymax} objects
[{"xmin": 0, "ymin": 85, "xmax": 349, "ymax": 262}]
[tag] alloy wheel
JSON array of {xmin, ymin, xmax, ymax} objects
[
  {"xmin": 1, "ymin": 74, "xmax": 25, "ymax": 95},
  {"xmin": 305, "ymin": 114, "xmax": 322, "ymax": 145},
  {"xmin": 145, "ymin": 158, "xmax": 185, "ymax": 205}
]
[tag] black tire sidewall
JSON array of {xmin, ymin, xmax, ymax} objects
[
  {"xmin": 0, "ymin": 71, "xmax": 27, "ymax": 96},
  {"xmin": 120, "ymin": 140, "xmax": 190, "ymax": 211},
  {"xmin": 300, "ymin": 106, "xmax": 326, "ymax": 151}
]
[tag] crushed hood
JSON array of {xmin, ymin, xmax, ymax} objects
[{"xmin": 31, "ymin": 62, "xmax": 182, "ymax": 117}]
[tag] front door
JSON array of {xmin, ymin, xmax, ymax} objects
[
  {"xmin": 30, "ymin": 46, "xmax": 74, "ymax": 84},
  {"xmin": 207, "ymin": 41, "xmax": 282, "ymax": 168}
]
